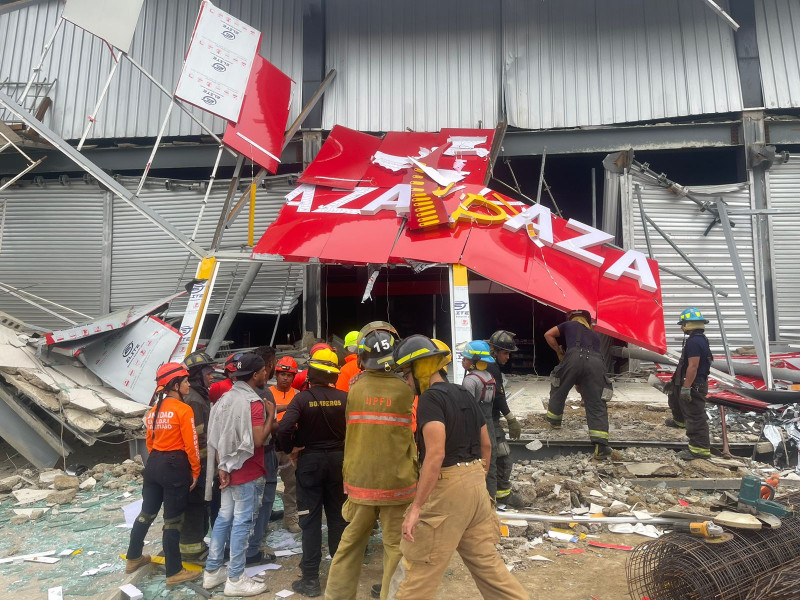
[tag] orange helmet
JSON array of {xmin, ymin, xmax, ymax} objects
[
  {"xmin": 310, "ymin": 342, "xmax": 332, "ymax": 355},
  {"xmin": 276, "ymin": 356, "xmax": 298, "ymax": 374},
  {"xmin": 156, "ymin": 362, "xmax": 189, "ymax": 391}
]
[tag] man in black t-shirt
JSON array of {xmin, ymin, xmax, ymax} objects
[
  {"xmin": 544, "ymin": 309, "xmax": 612, "ymax": 459},
  {"xmin": 666, "ymin": 308, "xmax": 713, "ymax": 459},
  {"xmin": 387, "ymin": 335, "xmax": 528, "ymax": 600}
]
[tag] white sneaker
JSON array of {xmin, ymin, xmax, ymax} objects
[
  {"xmin": 203, "ymin": 567, "xmax": 227, "ymax": 590},
  {"xmin": 224, "ymin": 573, "xmax": 268, "ymax": 597}
]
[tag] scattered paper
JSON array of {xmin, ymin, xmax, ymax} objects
[
  {"xmin": 26, "ymin": 556, "xmax": 60, "ymax": 564},
  {"xmin": 529, "ymin": 555, "xmax": 553, "ymax": 562},
  {"xmin": 632, "ymin": 510, "xmax": 652, "ymax": 520},
  {"xmin": 525, "ymin": 440, "xmax": 543, "ymax": 451},
  {"xmin": 58, "ymin": 549, "xmax": 74, "ymax": 557},
  {"xmin": 48, "ymin": 587, "xmax": 63, "ymax": 600},
  {"xmin": 119, "ymin": 583, "xmax": 144, "ymax": 600},
  {"xmin": 553, "ymin": 484, "xmax": 562, "ymax": 495},
  {"xmin": 87, "ymin": 551, "xmax": 97, "ymax": 556},
  {"xmin": 276, "ymin": 591, "xmax": 295, "ymax": 599},
  {"xmin": 81, "ymin": 563, "xmax": 112, "ymax": 576},
  {"xmin": 274, "ymin": 549, "xmax": 300, "ymax": 557},
  {"xmin": 763, "ymin": 424, "xmax": 783, "ymax": 451},
  {"xmin": 589, "ymin": 503, "xmax": 604, "ymax": 514},
  {"xmin": 608, "ymin": 523, "xmax": 662, "ymax": 538},
  {"xmin": 589, "ymin": 490, "xmax": 605, "ymax": 498},
  {"xmin": 372, "ymin": 152, "xmax": 412, "ymax": 172},
  {"xmin": 444, "ymin": 136, "xmax": 489, "ymax": 157},
  {"xmin": 0, "ymin": 551, "xmax": 56, "ymax": 565},
  {"xmin": 526, "ymin": 537, "xmax": 543, "ymax": 548},
  {"xmin": 244, "ymin": 564, "xmax": 280, "ymax": 577},
  {"xmin": 547, "ymin": 530, "xmax": 577, "ymax": 542},
  {"xmin": 122, "ymin": 499, "xmax": 143, "ymax": 528}
]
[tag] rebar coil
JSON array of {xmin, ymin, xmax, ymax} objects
[{"xmin": 626, "ymin": 517, "xmax": 800, "ymax": 600}]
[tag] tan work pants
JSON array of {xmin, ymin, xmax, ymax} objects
[
  {"xmin": 277, "ymin": 451, "xmax": 297, "ymax": 520},
  {"xmin": 324, "ymin": 500, "xmax": 407, "ymax": 600},
  {"xmin": 387, "ymin": 461, "xmax": 529, "ymax": 600}
]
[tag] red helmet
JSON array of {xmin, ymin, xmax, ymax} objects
[
  {"xmin": 310, "ymin": 343, "xmax": 332, "ymax": 355},
  {"xmin": 156, "ymin": 362, "xmax": 189, "ymax": 391},
  {"xmin": 224, "ymin": 352, "xmax": 243, "ymax": 373},
  {"xmin": 276, "ymin": 356, "xmax": 298, "ymax": 374}
]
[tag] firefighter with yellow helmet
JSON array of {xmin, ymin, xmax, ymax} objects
[
  {"xmin": 277, "ymin": 348, "xmax": 348, "ymax": 597},
  {"xmin": 326, "ymin": 321, "xmax": 416, "ymax": 600}
]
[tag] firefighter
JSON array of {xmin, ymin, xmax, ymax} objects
[
  {"xmin": 461, "ymin": 340, "xmax": 498, "ymax": 498},
  {"xmin": 336, "ymin": 330, "xmax": 362, "ymax": 392},
  {"xmin": 125, "ymin": 362, "xmax": 201, "ymax": 588},
  {"xmin": 387, "ymin": 335, "xmax": 528, "ymax": 600},
  {"xmin": 272, "ymin": 356, "xmax": 301, "ymax": 533},
  {"xmin": 486, "ymin": 331, "xmax": 523, "ymax": 501},
  {"xmin": 180, "ymin": 350, "xmax": 215, "ymax": 562},
  {"xmin": 665, "ymin": 308, "xmax": 713, "ymax": 459},
  {"xmin": 544, "ymin": 309, "xmax": 612, "ymax": 459},
  {"xmin": 326, "ymin": 321, "xmax": 416, "ymax": 600},
  {"xmin": 277, "ymin": 348, "xmax": 348, "ymax": 598}
]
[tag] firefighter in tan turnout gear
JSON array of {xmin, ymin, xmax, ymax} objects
[
  {"xmin": 544, "ymin": 309, "xmax": 612, "ymax": 459},
  {"xmin": 387, "ymin": 335, "xmax": 528, "ymax": 600},
  {"xmin": 325, "ymin": 321, "xmax": 416, "ymax": 600}
]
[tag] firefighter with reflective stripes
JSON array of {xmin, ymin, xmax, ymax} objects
[
  {"xmin": 544, "ymin": 309, "xmax": 612, "ymax": 459},
  {"xmin": 325, "ymin": 321, "xmax": 416, "ymax": 600},
  {"xmin": 665, "ymin": 308, "xmax": 713, "ymax": 459},
  {"xmin": 461, "ymin": 340, "xmax": 498, "ymax": 498}
]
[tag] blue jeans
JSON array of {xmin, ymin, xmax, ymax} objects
[
  {"xmin": 206, "ymin": 476, "xmax": 265, "ymax": 579},
  {"xmin": 247, "ymin": 449, "xmax": 278, "ymax": 558}
]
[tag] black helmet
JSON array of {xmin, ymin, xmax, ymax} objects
[
  {"xmin": 566, "ymin": 309, "xmax": 592, "ymax": 322},
  {"xmin": 360, "ymin": 330, "xmax": 397, "ymax": 371},
  {"xmin": 488, "ymin": 330, "xmax": 518, "ymax": 352},
  {"xmin": 393, "ymin": 334, "xmax": 448, "ymax": 368},
  {"xmin": 184, "ymin": 350, "xmax": 214, "ymax": 371},
  {"xmin": 357, "ymin": 321, "xmax": 399, "ymax": 347}
]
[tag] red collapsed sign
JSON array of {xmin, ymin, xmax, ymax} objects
[{"xmin": 253, "ymin": 126, "xmax": 667, "ymax": 353}]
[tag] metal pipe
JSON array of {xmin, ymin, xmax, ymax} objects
[
  {"xmin": 635, "ymin": 184, "xmax": 654, "ymax": 259},
  {"xmin": 717, "ymin": 200, "xmax": 770, "ymax": 384},
  {"xmin": 0, "ymin": 129, "xmax": 35, "ymax": 163},
  {"xmin": 535, "ymin": 148, "xmax": 547, "ymax": 206},
  {"xmin": 0, "ymin": 158, "xmax": 45, "ymax": 192},
  {"xmin": 17, "ymin": 17, "xmax": 63, "ymax": 103},
  {"xmin": 0, "ymin": 281, "xmax": 78, "ymax": 324},
  {"xmin": 205, "ymin": 262, "xmax": 262, "ymax": 357},
  {"xmin": 611, "ymin": 346, "xmax": 800, "ymax": 384},
  {"xmin": 640, "ymin": 209, "xmax": 736, "ymax": 377},
  {"xmin": 591, "ymin": 167, "xmax": 597, "ymax": 228},
  {"xmin": 269, "ymin": 266, "xmax": 293, "ymax": 347},
  {"xmin": 136, "ymin": 100, "xmax": 175, "ymax": 196},
  {"xmin": 191, "ymin": 145, "xmax": 224, "ymax": 242},
  {"xmin": 496, "ymin": 511, "xmax": 685, "ymax": 526},
  {"xmin": 76, "ymin": 56, "xmax": 120, "ymax": 151}
]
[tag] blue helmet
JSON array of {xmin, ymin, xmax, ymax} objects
[
  {"xmin": 678, "ymin": 307, "xmax": 709, "ymax": 325},
  {"xmin": 462, "ymin": 340, "xmax": 495, "ymax": 363}
]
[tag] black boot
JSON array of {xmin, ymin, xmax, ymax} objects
[
  {"xmin": 592, "ymin": 444, "xmax": 612, "ymax": 460},
  {"xmin": 292, "ymin": 577, "xmax": 321, "ymax": 597},
  {"xmin": 371, "ymin": 584, "xmax": 381, "ymax": 599}
]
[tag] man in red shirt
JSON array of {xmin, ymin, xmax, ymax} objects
[
  {"xmin": 209, "ymin": 353, "xmax": 242, "ymax": 403},
  {"xmin": 203, "ymin": 354, "xmax": 275, "ymax": 597}
]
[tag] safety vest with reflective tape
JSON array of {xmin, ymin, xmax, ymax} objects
[{"xmin": 342, "ymin": 371, "xmax": 418, "ymax": 505}]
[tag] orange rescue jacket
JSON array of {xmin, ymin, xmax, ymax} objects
[{"xmin": 144, "ymin": 397, "xmax": 201, "ymax": 479}]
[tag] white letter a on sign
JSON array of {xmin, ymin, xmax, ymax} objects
[{"xmin": 603, "ymin": 250, "xmax": 658, "ymax": 292}]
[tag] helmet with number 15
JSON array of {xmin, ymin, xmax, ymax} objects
[{"xmin": 359, "ymin": 327, "xmax": 399, "ymax": 372}]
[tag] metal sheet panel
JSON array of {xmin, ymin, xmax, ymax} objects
[
  {"xmin": 755, "ymin": 0, "xmax": 800, "ymax": 109},
  {"xmin": 503, "ymin": 0, "xmax": 743, "ymax": 130},
  {"xmin": 767, "ymin": 155, "xmax": 800, "ymax": 340},
  {"xmin": 624, "ymin": 177, "xmax": 756, "ymax": 353},
  {"xmin": 0, "ymin": 0, "xmax": 301, "ymax": 140},
  {"xmin": 0, "ymin": 183, "xmax": 106, "ymax": 329},
  {"xmin": 111, "ymin": 176, "xmax": 302, "ymax": 316},
  {"xmin": 322, "ymin": 0, "xmax": 502, "ymax": 131}
]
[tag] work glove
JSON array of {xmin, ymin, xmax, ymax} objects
[
  {"xmin": 506, "ymin": 414, "xmax": 522, "ymax": 440},
  {"xmin": 557, "ymin": 348, "xmax": 565, "ymax": 361},
  {"xmin": 679, "ymin": 387, "xmax": 692, "ymax": 402}
]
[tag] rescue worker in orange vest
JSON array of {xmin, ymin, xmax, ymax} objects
[
  {"xmin": 325, "ymin": 321, "xmax": 415, "ymax": 600},
  {"xmin": 336, "ymin": 331, "xmax": 362, "ymax": 392},
  {"xmin": 125, "ymin": 363, "xmax": 201, "ymax": 588},
  {"xmin": 387, "ymin": 336, "xmax": 528, "ymax": 600},
  {"xmin": 272, "ymin": 355, "xmax": 301, "ymax": 533}
]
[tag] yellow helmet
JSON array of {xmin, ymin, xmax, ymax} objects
[
  {"xmin": 431, "ymin": 338, "xmax": 452, "ymax": 365},
  {"xmin": 344, "ymin": 330, "xmax": 360, "ymax": 353},
  {"xmin": 309, "ymin": 348, "xmax": 341, "ymax": 374}
]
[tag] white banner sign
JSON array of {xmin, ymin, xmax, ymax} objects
[
  {"xmin": 62, "ymin": 0, "xmax": 145, "ymax": 53},
  {"xmin": 450, "ymin": 265, "xmax": 473, "ymax": 384},
  {"xmin": 79, "ymin": 316, "xmax": 181, "ymax": 405},
  {"xmin": 174, "ymin": 0, "xmax": 261, "ymax": 123}
]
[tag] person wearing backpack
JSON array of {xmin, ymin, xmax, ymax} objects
[{"xmin": 461, "ymin": 340, "xmax": 498, "ymax": 499}]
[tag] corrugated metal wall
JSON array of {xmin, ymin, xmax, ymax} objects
[
  {"xmin": 767, "ymin": 155, "xmax": 800, "ymax": 340},
  {"xmin": 322, "ymin": 0, "xmax": 502, "ymax": 131},
  {"xmin": 755, "ymin": 0, "xmax": 800, "ymax": 109},
  {"xmin": 503, "ymin": 0, "xmax": 743, "ymax": 130},
  {"xmin": 111, "ymin": 176, "xmax": 302, "ymax": 317},
  {"xmin": 0, "ymin": 183, "xmax": 106, "ymax": 329},
  {"xmin": 0, "ymin": 0, "xmax": 302, "ymax": 140},
  {"xmin": 623, "ymin": 178, "xmax": 757, "ymax": 353}
]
